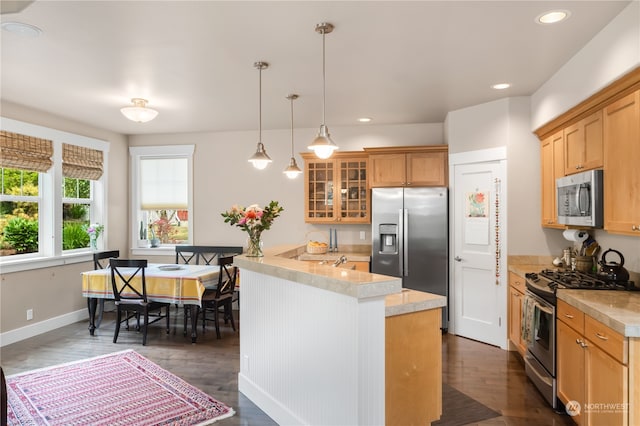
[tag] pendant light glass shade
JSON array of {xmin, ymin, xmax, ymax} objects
[
  {"xmin": 309, "ymin": 22, "xmax": 338, "ymax": 159},
  {"xmin": 248, "ymin": 61, "xmax": 272, "ymax": 170},
  {"xmin": 120, "ymin": 98, "xmax": 158, "ymax": 123},
  {"xmin": 284, "ymin": 94, "xmax": 302, "ymax": 179}
]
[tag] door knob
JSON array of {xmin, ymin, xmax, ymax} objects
[{"xmin": 454, "ymin": 256, "xmax": 462, "ymax": 262}]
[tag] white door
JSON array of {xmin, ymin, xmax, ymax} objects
[{"xmin": 451, "ymin": 152, "xmax": 507, "ymax": 348}]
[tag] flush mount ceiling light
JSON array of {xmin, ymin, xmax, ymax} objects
[
  {"xmin": 283, "ymin": 94, "xmax": 303, "ymax": 179},
  {"xmin": 536, "ymin": 10, "xmax": 570, "ymax": 25},
  {"xmin": 308, "ymin": 22, "xmax": 338, "ymax": 160},
  {"xmin": 120, "ymin": 98, "xmax": 159, "ymax": 123},
  {"xmin": 248, "ymin": 61, "xmax": 272, "ymax": 170},
  {"xmin": 492, "ymin": 83, "xmax": 511, "ymax": 90},
  {"xmin": 358, "ymin": 117, "xmax": 372, "ymax": 123},
  {"xmin": 1, "ymin": 21, "xmax": 42, "ymax": 37}
]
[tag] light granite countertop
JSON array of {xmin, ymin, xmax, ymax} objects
[
  {"xmin": 385, "ymin": 289, "xmax": 446, "ymax": 317},
  {"xmin": 557, "ymin": 290, "xmax": 640, "ymax": 337},
  {"xmin": 235, "ymin": 247, "xmax": 400, "ymax": 299},
  {"xmin": 235, "ymin": 245, "xmax": 445, "ymax": 320}
]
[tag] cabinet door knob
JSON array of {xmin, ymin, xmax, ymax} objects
[
  {"xmin": 454, "ymin": 256, "xmax": 462, "ymax": 262},
  {"xmin": 633, "ymin": 225, "xmax": 638, "ymax": 231},
  {"xmin": 576, "ymin": 338, "xmax": 583, "ymax": 345},
  {"xmin": 565, "ymin": 313, "xmax": 574, "ymax": 319}
]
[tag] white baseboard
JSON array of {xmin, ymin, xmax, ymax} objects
[
  {"xmin": 0, "ymin": 309, "xmax": 88, "ymax": 347},
  {"xmin": 238, "ymin": 373, "xmax": 305, "ymax": 426}
]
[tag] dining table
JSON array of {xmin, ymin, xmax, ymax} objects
[{"xmin": 81, "ymin": 263, "xmax": 219, "ymax": 343}]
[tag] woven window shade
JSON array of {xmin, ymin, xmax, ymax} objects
[
  {"xmin": 63, "ymin": 143, "xmax": 104, "ymax": 180},
  {"xmin": 0, "ymin": 130, "xmax": 53, "ymax": 172}
]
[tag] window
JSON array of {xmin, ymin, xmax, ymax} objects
[
  {"xmin": 129, "ymin": 145, "xmax": 193, "ymax": 254},
  {"xmin": 0, "ymin": 118, "xmax": 108, "ymax": 272}
]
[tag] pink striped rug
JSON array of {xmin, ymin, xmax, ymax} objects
[{"xmin": 6, "ymin": 349, "xmax": 234, "ymax": 425}]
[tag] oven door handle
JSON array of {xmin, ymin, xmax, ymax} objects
[{"xmin": 535, "ymin": 303, "xmax": 553, "ymax": 316}]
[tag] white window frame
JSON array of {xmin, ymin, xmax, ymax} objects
[
  {"xmin": 0, "ymin": 117, "xmax": 109, "ymax": 273},
  {"xmin": 129, "ymin": 145, "xmax": 194, "ymax": 256}
]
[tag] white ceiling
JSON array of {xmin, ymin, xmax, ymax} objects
[{"xmin": 0, "ymin": 1, "xmax": 630, "ymax": 136}]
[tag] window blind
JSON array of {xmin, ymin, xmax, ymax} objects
[
  {"xmin": 0, "ymin": 130, "xmax": 53, "ymax": 172},
  {"xmin": 140, "ymin": 157, "xmax": 188, "ymax": 210},
  {"xmin": 62, "ymin": 143, "xmax": 104, "ymax": 180}
]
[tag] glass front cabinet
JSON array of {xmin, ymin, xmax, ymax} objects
[{"xmin": 302, "ymin": 152, "xmax": 370, "ymax": 223}]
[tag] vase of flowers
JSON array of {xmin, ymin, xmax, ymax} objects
[
  {"xmin": 86, "ymin": 223, "xmax": 104, "ymax": 251},
  {"xmin": 221, "ymin": 201, "xmax": 284, "ymax": 257}
]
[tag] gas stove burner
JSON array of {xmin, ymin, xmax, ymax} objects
[{"xmin": 537, "ymin": 268, "xmax": 636, "ymax": 291}]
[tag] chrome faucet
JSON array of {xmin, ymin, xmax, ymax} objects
[{"xmin": 332, "ymin": 255, "xmax": 347, "ymax": 267}]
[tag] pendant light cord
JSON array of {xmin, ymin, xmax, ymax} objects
[
  {"xmin": 290, "ymin": 96, "xmax": 295, "ymax": 155},
  {"xmin": 258, "ymin": 66, "xmax": 262, "ymax": 143},
  {"xmin": 322, "ymin": 29, "xmax": 326, "ymax": 126}
]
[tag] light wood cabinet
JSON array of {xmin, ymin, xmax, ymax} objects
[
  {"xmin": 302, "ymin": 152, "xmax": 370, "ymax": 224},
  {"xmin": 603, "ymin": 90, "xmax": 640, "ymax": 235},
  {"xmin": 508, "ymin": 272, "xmax": 527, "ymax": 355},
  {"xmin": 386, "ymin": 307, "xmax": 442, "ymax": 425},
  {"xmin": 541, "ymin": 131, "xmax": 565, "ymax": 228},
  {"xmin": 557, "ymin": 299, "xmax": 630, "ymax": 426},
  {"xmin": 564, "ymin": 110, "xmax": 603, "ymax": 175},
  {"xmin": 558, "ymin": 320, "xmax": 586, "ymax": 425},
  {"xmin": 364, "ymin": 145, "xmax": 448, "ymax": 187}
]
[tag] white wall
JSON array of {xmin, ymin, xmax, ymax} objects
[
  {"xmin": 128, "ymin": 123, "xmax": 443, "ymax": 250},
  {"xmin": 531, "ymin": 1, "xmax": 640, "ymax": 130},
  {"xmin": 446, "ymin": 97, "xmax": 568, "ymax": 257},
  {"xmin": 0, "ymin": 100, "xmax": 130, "ymax": 339}
]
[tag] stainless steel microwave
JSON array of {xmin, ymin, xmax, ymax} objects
[{"xmin": 556, "ymin": 169, "xmax": 603, "ymax": 228}]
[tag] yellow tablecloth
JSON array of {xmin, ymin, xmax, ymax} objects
[{"xmin": 82, "ymin": 264, "xmax": 218, "ymax": 306}]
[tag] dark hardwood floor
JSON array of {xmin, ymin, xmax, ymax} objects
[{"xmin": 1, "ymin": 311, "xmax": 573, "ymax": 425}]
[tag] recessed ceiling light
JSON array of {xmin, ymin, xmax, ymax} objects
[
  {"xmin": 492, "ymin": 83, "xmax": 511, "ymax": 90},
  {"xmin": 536, "ymin": 10, "xmax": 570, "ymax": 25},
  {"xmin": 1, "ymin": 21, "xmax": 42, "ymax": 37},
  {"xmin": 358, "ymin": 117, "xmax": 372, "ymax": 123}
]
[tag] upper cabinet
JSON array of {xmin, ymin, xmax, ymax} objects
[
  {"xmin": 364, "ymin": 145, "xmax": 448, "ymax": 188},
  {"xmin": 535, "ymin": 67, "xmax": 640, "ymax": 235},
  {"xmin": 541, "ymin": 130, "xmax": 565, "ymax": 229},
  {"xmin": 603, "ymin": 90, "xmax": 640, "ymax": 235},
  {"xmin": 302, "ymin": 152, "xmax": 370, "ymax": 224},
  {"xmin": 564, "ymin": 110, "xmax": 603, "ymax": 175}
]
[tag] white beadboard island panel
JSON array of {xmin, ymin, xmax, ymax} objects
[{"xmin": 235, "ymin": 252, "xmax": 401, "ymax": 425}]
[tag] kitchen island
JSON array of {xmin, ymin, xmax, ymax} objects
[{"xmin": 234, "ymin": 245, "xmax": 445, "ymax": 425}]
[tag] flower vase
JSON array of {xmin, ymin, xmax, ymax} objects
[
  {"xmin": 246, "ymin": 233, "xmax": 263, "ymax": 257},
  {"xmin": 90, "ymin": 236, "xmax": 98, "ymax": 251}
]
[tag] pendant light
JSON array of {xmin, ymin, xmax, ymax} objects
[
  {"xmin": 248, "ymin": 61, "xmax": 272, "ymax": 170},
  {"xmin": 283, "ymin": 94, "xmax": 303, "ymax": 179},
  {"xmin": 308, "ymin": 22, "xmax": 338, "ymax": 159}
]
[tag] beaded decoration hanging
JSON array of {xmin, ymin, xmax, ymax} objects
[{"xmin": 495, "ymin": 177, "xmax": 501, "ymax": 286}]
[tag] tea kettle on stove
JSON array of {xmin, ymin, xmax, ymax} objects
[{"xmin": 597, "ymin": 248, "xmax": 630, "ymax": 282}]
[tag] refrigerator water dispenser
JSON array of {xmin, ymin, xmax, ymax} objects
[{"xmin": 378, "ymin": 224, "xmax": 398, "ymax": 254}]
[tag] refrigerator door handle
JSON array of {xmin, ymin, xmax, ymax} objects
[
  {"xmin": 398, "ymin": 209, "xmax": 404, "ymax": 277},
  {"xmin": 403, "ymin": 208, "xmax": 409, "ymax": 277}
]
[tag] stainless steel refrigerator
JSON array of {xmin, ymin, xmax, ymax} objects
[{"xmin": 371, "ymin": 187, "xmax": 448, "ymax": 330}]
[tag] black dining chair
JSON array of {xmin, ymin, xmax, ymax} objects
[
  {"xmin": 91, "ymin": 250, "xmax": 120, "ymax": 329},
  {"xmin": 110, "ymin": 259, "xmax": 171, "ymax": 346},
  {"xmin": 175, "ymin": 245, "xmax": 243, "ymax": 334},
  {"xmin": 175, "ymin": 245, "xmax": 243, "ymax": 265},
  {"xmin": 198, "ymin": 256, "xmax": 238, "ymax": 339}
]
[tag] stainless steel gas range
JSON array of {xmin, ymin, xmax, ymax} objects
[{"xmin": 523, "ymin": 269, "xmax": 637, "ymax": 409}]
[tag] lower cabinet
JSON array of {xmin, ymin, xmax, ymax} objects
[
  {"xmin": 557, "ymin": 320, "xmax": 586, "ymax": 425},
  {"xmin": 508, "ymin": 272, "xmax": 527, "ymax": 355},
  {"xmin": 557, "ymin": 299, "xmax": 630, "ymax": 426},
  {"xmin": 386, "ymin": 308, "xmax": 442, "ymax": 425}
]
